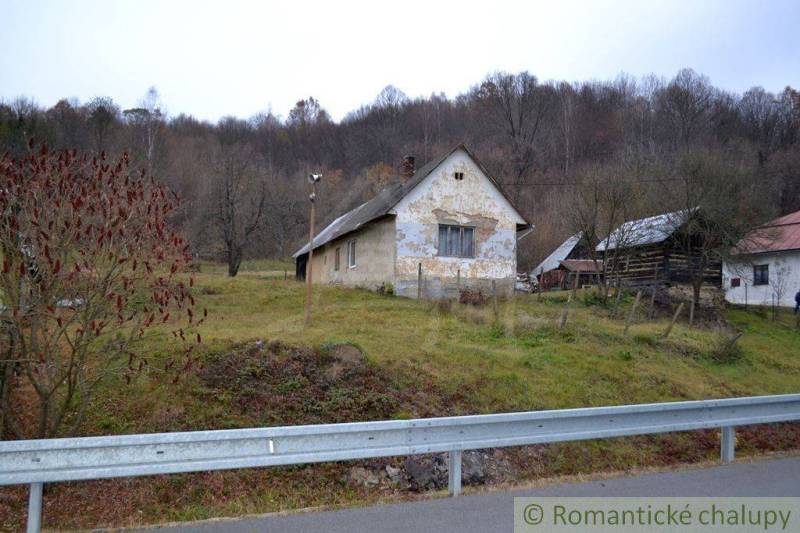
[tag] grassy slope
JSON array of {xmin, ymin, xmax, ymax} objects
[
  {"xmin": 178, "ymin": 269, "xmax": 800, "ymax": 413},
  {"xmin": 4, "ymin": 264, "xmax": 800, "ymax": 530}
]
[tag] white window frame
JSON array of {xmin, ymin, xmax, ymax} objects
[{"xmin": 347, "ymin": 240, "xmax": 357, "ymax": 268}]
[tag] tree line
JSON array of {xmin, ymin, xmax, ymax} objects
[{"xmin": 2, "ymin": 69, "xmax": 799, "ymax": 275}]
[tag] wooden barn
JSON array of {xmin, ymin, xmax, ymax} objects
[
  {"xmin": 596, "ymin": 209, "xmax": 722, "ymax": 288},
  {"xmin": 531, "ymin": 232, "xmax": 599, "ymax": 290},
  {"xmin": 539, "ymin": 259, "xmax": 600, "ymax": 290}
]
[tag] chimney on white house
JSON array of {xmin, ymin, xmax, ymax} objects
[{"xmin": 401, "ymin": 155, "xmax": 415, "ymax": 179}]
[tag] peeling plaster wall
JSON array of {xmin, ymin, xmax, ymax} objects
[
  {"xmin": 391, "ymin": 149, "xmax": 525, "ymax": 299},
  {"xmin": 309, "ymin": 217, "xmax": 396, "ymax": 289}
]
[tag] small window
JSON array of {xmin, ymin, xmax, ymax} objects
[
  {"xmin": 347, "ymin": 240, "xmax": 357, "ymax": 268},
  {"xmin": 730, "ymin": 277, "xmax": 741, "ymax": 288},
  {"xmin": 753, "ymin": 265, "xmax": 769, "ymax": 286},
  {"xmin": 453, "ymin": 172, "xmax": 464, "ymax": 181},
  {"xmin": 334, "ymin": 247, "xmax": 340, "ymax": 271},
  {"xmin": 437, "ymin": 224, "xmax": 475, "ymax": 257}
]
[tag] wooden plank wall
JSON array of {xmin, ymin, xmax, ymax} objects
[{"xmin": 604, "ymin": 243, "xmax": 722, "ymax": 287}]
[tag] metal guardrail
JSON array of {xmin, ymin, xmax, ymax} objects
[{"xmin": 3, "ymin": 393, "xmax": 800, "ymax": 532}]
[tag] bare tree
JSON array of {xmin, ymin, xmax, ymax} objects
[
  {"xmin": 658, "ymin": 150, "xmax": 771, "ymax": 317},
  {"xmin": 566, "ymin": 165, "xmax": 640, "ymax": 302},
  {"xmin": 123, "ymin": 86, "xmax": 164, "ymax": 175},
  {"xmin": 205, "ymin": 138, "xmax": 267, "ymax": 276},
  {"xmin": 475, "ymin": 72, "xmax": 554, "ymax": 201},
  {"xmin": 86, "ymin": 96, "xmax": 121, "ymax": 154},
  {"xmin": 656, "ymin": 69, "xmax": 716, "ymax": 147}
]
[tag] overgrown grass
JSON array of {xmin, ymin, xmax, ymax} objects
[
  {"xmin": 4, "ymin": 263, "xmax": 800, "ymax": 531},
  {"xmin": 96, "ymin": 271, "xmax": 800, "ymax": 428}
]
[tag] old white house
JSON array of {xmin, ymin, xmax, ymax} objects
[
  {"xmin": 723, "ymin": 210, "xmax": 800, "ymax": 307},
  {"xmin": 293, "ymin": 145, "xmax": 531, "ymax": 298}
]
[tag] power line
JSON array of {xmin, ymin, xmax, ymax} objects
[{"xmin": 496, "ymin": 176, "xmax": 687, "ymax": 187}]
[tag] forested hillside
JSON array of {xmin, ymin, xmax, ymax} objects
[{"xmin": 2, "ymin": 69, "xmax": 799, "ymax": 272}]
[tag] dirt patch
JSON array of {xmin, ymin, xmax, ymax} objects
[{"xmin": 197, "ymin": 341, "xmax": 464, "ymax": 425}]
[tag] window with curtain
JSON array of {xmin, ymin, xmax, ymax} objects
[{"xmin": 437, "ymin": 225, "xmax": 475, "ymax": 257}]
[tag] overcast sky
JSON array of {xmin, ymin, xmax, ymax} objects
[{"xmin": 1, "ymin": 0, "xmax": 798, "ymax": 122}]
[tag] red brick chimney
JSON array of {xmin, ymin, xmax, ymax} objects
[{"xmin": 401, "ymin": 155, "xmax": 415, "ymax": 179}]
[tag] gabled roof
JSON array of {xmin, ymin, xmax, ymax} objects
[
  {"xmin": 293, "ymin": 144, "xmax": 529, "ymax": 257},
  {"xmin": 532, "ymin": 233, "xmax": 582, "ymax": 274},
  {"xmin": 596, "ymin": 209, "xmax": 695, "ymax": 252},
  {"xmin": 733, "ymin": 209, "xmax": 800, "ymax": 255}
]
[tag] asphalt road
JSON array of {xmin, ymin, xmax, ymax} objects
[{"xmin": 138, "ymin": 457, "xmax": 800, "ymax": 533}]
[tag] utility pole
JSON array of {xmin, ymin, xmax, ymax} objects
[{"xmin": 305, "ymin": 173, "xmax": 321, "ymax": 325}]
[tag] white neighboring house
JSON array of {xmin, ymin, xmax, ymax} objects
[{"xmin": 723, "ymin": 210, "xmax": 800, "ymax": 307}]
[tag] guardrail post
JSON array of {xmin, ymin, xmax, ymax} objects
[
  {"xmin": 448, "ymin": 449, "xmax": 462, "ymax": 497},
  {"xmin": 27, "ymin": 482, "xmax": 43, "ymax": 533},
  {"xmin": 721, "ymin": 426, "xmax": 735, "ymax": 463}
]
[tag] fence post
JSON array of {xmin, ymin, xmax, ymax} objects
[
  {"xmin": 624, "ymin": 290, "xmax": 643, "ymax": 336},
  {"xmin": 27, "ymin": 482, "xmax": 43, "ymax": 533},
  {"xmin": 663, "ymin": 302, "xmax": 685, "ymax": 338},
  {"xmin": 448, "ymin": 449, "xmax": 462, "ymax": 496},
  {"xmin": 491, "ymin": 280, "xmax": 498, "ymax": 320},
  {"xmin": 721, "ymin": 426, "xmax": 735, "ymax": 463},
  {"xmin": 417, "ymin": 263, "xmax": 422, "ymax": 300},
  {"xmin": 648, "ymin": 285, "xmax": 657, "ymax": 319}
]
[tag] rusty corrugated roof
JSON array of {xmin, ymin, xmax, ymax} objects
[{"xmin": 734, "ymin": 209, "xmax": 800, "ymax": 255}]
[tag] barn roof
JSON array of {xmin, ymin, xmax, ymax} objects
[
  {"xmin": 732, "ymin": 209, "xmax": 800, "ymax": 255},
  {"xmin": 293, "ymin": 144, "xmax": 529, "ymax": 258},
  {"xmin": 596, "ymin": 209, "xmax": 695, "ymax": 252},
  {"xmin": 558, "ymin": 259, "xmax": 599, "ymax": 272},
  {"xmin": 531, "ymin": 233, "xmax": 583, "ymax": 275}
]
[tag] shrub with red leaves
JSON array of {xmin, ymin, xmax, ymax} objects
[{"xmin": 0, "ymin": 142, "xmax": 202, "ymax": 438}]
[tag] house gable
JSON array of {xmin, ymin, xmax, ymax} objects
[
  {"xmin": 390, "ymin": 147, "xmax": 525, "ymax": 292},
  {"xmin": 392, "ymin": 147, "xmax": 526, "ymax": 228}
]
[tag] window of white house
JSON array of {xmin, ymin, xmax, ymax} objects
[
  {"xmin": 437, "ymin": 225, "xmax": 475, "ymax": 257},
  {"xmin": 731, "ymin": 277, "xmax": 741, "ymax": 288},
  {"xmin": 334, "ymin": 247, "xmax": 340, "ymax": 271},
  {"xmin": 453, "ymin": 171, "xmax": 465, "ymax": 181},
  {"xmin": 753, "ymin": 264, "xmax": 769, "ymax": 286},
  {"xmin": 347, "ymin": 240, "xmax": 357, "ymax": 268}
]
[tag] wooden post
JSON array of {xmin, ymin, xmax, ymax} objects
[
  {"xmin": 648, "ymin": 264, "xmax": 658, "ymax": 320},
  {"xmin": 492, "ymin": 280, "xmax": 498, "ymax": 321},
  {"xmin": 648, "ymin": 285, "xmax": 657, "ymax": 320},
  {"xmin": 624, "ymin": 290, "xmax": 642, "ymax": 336},
  {"xmin": 457, "ymin": 268, "xmax": 461, "ymax": 295},
  {"xmin": 559, "ymin": 273, "xmax": 580, "ymax": 329},
  {"xmin": 284, "ymin": 269, "xmax": 287, "ymax": 280},
  {"xmin": 417, "ymin": 262, "xmax": 422, "ymax": 300},
  {"xmin": 663, "ymin": 302, "xmax": 685, "ymax": 338},
  {"xmin": 570, "ymin": 272, "xmax": 578, "ymax": 301},
  {"xmin": 613, "ymin": 279, "xmax": 623, "ymax": 317},
  {"xmin": 537, "ymin": 267, "xmax": 544, "ymax": 301},
  {"xmin": 304, "ymin": 185, "xmax": 316, "ymax": 326},
  {"xmin": 689, "ymin": 293, "xmax": 696, "ymax": 328}
]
